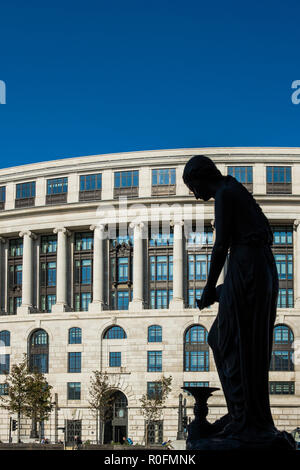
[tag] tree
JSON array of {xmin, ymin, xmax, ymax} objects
[
  {"xmin": 23, "ymin": 371, "xmax": 54, "ymax": 439},
  {"xmin": 0, "ymin": 355, "xmax": 29, "ymax": 443},
  {"xmin": 140, "ymin": 375, "xmax": 172, "ymax": 446},
  {"xmin": 88, "ymin": 371, "xmax": 115, "ymax": 444}
]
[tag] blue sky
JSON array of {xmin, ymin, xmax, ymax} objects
[{"xmin": 0, "ymin": 0, "xmax": 300, "ymax": 168}]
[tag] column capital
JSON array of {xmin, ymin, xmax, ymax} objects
[
  {"xmin": 294, "ymin": 219, "xmax": 300, "ymax": 230},
  {"xmin": 53, "ymin": 227, "xmax": 71, "ymax": 236},
  {"xmin": 129, "ymin": 221, "xmax": 145, "ymax": 229},
  {"xmin": 19, "ymin": 230, "xmax": 37, "ymax": 240},
  {"xmin": 170, "ymin": 220, "xmax": 184, "ymax": 227},
  {"xmin": 90, "ymin": 224, "xmax": 106, "ymax": 232}
]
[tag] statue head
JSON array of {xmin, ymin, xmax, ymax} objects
[{"xmin": 183, "ymin": 155, "xmax": 223, "ymax": 201}]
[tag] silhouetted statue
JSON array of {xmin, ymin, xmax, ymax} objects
[{"xmin": 183, "ymin": 155, "xmax": 295, "ymax": 449}]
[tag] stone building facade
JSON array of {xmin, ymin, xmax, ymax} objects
[{"xmin": 0, "ymin": 147, "xmax": 299, "ymax": 443}]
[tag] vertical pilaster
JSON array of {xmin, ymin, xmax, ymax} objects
[
  {"xmin": 52, "ymin": 227, "xmax": 71, "ymax": 312},
  {"xmin": 18, "ymin": 230, "xmax": 36, "ymax": 314},
  {"xmin": 89, "ymin": 224, "xmax": 105, "ymax": 312},
  {"xmin": 169, "ymin": 220, "xmax": 184, "ymax": 310},
  {"xmin": 129, "ymin": 222, "xmax": 144, "ymax": 311}
]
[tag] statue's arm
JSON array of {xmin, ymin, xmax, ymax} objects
[{"xmin": 206, "ymin": 188, "xmax": 233, "ymax": 289}]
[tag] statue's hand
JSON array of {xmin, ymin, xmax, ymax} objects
[{"xmin": 197, "ymin": 285, "xmax": 216, "ymax": 310}]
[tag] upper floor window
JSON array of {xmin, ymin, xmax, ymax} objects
[
  {"xmin": 41, "ymin": 235, "xmax": 57, "ymax": 254},
  {"xmin": 69, "ymin": 327, "xmax": 82, "ymax": 344},
  {"xmin": 186, "ymin": 229, "xmax": 213, "ymax": 246},
  {"xmin": 274, "ymin": 254, "xmax": 293, "ymax": 280},
  {"xmin": 0, "ymin": 186, "xmax": 5, "ymax": 210},
  {"xmin": 188, "ymin": 254, "xmax": 211, "ymax": 280},
  {"xmin": 150, "ymin": 255, "xmax": 173, "ymax": 281},
  {"xmin": 114, "ymin": 171, "xmax": 139, "ymax": 199},
  {"xmin": 68, "ymin": 382, "xmax": 81, "ymax": 400},
  {"xmin": 75, "ymin": 232, "xmax": 93, "ymax": 251},
  {"xmin": 0, "ymin": 330, "xmax": 10, "ymax": 346},
  {"xmin": 147, "ymin": 351, "xmax": 162, "ymax": 372},
  {"xmin": 152, "ymin": 169, "xmax": 176, "ymax": 196},
  {"xmin": 147, "ymin": 381, "xmax": 162, "ymax": 399},
  {"xmin": 266, "ymin": 167, "xmax": 291, "ymax": 194},
  {"xmin": 79, "ymin": 174, "xmax": 102, "ymax": 201},
  {"xmin": 150, "ymin": 289, "xmax": 173, "ymax": 309},
  {"xmin": 184, "ymin": 325, "xmax": 209, "ymax": 372},
  {"xmin": 228, "ymin": 166, "xmax": 253, "ymax": 192},
  {"xmin": 75, "ymin": 259, "xmax": 92, "ymax": 285},
  {"xmin": 269, "ymin": 382, "xmax": 294, "ymax": 395},
  {"xmin": 109, "ymin": 352, "xmax": 121, "ymax": 367},
  {"xmin": 272, "ymin": 228, "xmax": 293, "ymax": 245},
  {"xmin": 0, "ymin": 355, "xmax": 10, "ymax": 374},
  {"xmin": 15, "ymin": 182, "xmax": 36, "ymax": 208},
  {"xmin": 104, "ymin": 326, "xmax": 127, "ymax": 339},
  {"xmin": 46, "ymin": 177, "xmax": 68, "ymax": 204},
  {"xmin": 9, "ymin": 264, "xmax": 22, "ymax": 286},
  {"xmin": 148, "ymin": 325, "xmax": 162, "ymax": 343},
  {"xmin": 270, "ymin": 324, "xmax": 294, "ymax": 371},
  {"xmin": 29, "ymin": 329, "xmax": 49, "ymax": 373},
  {"xmin": 149, "ymin": 232, "xmax": 174, "ymax": 247},
  {"xmin": 9, "ymin": 239, "xmax": 23, "ymax": 257},
  {"xmin": 68, "ymin": 352, "xmax": 81, "ymax": 373},
  {"xmin": 41, "ymin": 261, "xmax": 56, "ymax": 287}
]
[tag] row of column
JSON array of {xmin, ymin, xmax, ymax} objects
[{"xmin": 13, "ymin": 220, "xmax": 230, "ymax": 315}]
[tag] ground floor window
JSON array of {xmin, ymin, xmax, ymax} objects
[
  {"xmin": 269, "ymin": 381, "xmax": 295, "ymax": 394},
  {"xmin": 146, "ymin": 420, "xmax": 163, "ymax": 444}
]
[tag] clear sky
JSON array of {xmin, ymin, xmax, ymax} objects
[{"xmin": 0, "ymin": 0, "xmax": 300, "ymax": 168}]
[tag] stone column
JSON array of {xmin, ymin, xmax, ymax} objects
[
  {"xmin": 18, "ymin": 230, "xmax": 36, "ymax": 314},
  {"xmin": 89, "ymin": 224, "xmax": 105, "ymax": 312},
  {"xmin": 294, "ymin": 220, "xmax": 300, "ymax": 308},
  {"xmin": 52, "ymin": 227, "xmax": 70, "ymax": 312},
  {"xmin": 129, "ymin": 222, "xmax": 144, "ymax": 311},
  {"xmin": 211, "ymin": 219, "xmax": 225, "ymax": 285},
  {"xmin": 169, "ymin": 220, "xmax": 184, "ymax": 310},
  {"xmin": 0, "ymin": 237, "xmax": 6, "ymax": 314}
]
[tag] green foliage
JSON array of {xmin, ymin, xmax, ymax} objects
[
  {"xmin": 140, "ymin": 375, "xmax": 172, "ymax": 423},
  {"xmin": 23, "ymin": 371, "xmax": 54, "ymax": 423},
  {"xmin": 88, "ymin": 370, "xmax": 114, "ymax": 421},
  {"xmin": 0, "ymin": 355, "xmax": 29, "ymax": 416}
]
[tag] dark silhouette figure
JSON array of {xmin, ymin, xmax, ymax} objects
[{"xmin": 183, "ymin": 155, "xmax": 294, "ymax": 447}]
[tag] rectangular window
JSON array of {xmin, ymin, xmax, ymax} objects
[
  {"xmin": 41, "ymin": 235, "xmax": 57, "ymax": 254},
  {"xmin": 186, "ymin": 230, "xmax": 213, "ymax": 246},
  {"xmin": 0, "ymin": 186, "xmax": 5, "ymax": 209},
  {"xmin": 149, "ymin": 232, "xmax": 174, "ymax": 246},
  {"xmin": 152, "ymin": 168, "xmax": 176, "ymax": 186},
  {"xmin": 148, "ymin": 326, "xmax": 162, "ymax": 343},
  {"xmin": 67, "ymin": 382, "xmax": 81, "ymax": 400},
  {"xmin": 75, "ymin": 232, "xmax": 93, "ymax": 251},
  {"xmin": 269, "ymin": 382, "xmax": 295, "ymax": 395},
  {"xmin": 117, "ymin": 291, "xmax": 130, "ymax": 310},
  {"xmin": 185, "ymin": 351, "xmax": 209, "ymax": 372},
  {"xmin": 118, "ymin": 257, "xmax": 129, "ymax": 282},
  {"xmin": 147, "ymin": 351, "xmax": 162, "ymax": 372},
  {"xmin": 9, "ymin": 239, "xmax": 23, "ymax": 257},
  {"xmin": 266, "ymin": 167, "xmax": 291, "ymax": 194},
  {"xmin": 147, "ymin": 382, "xmax": 162, "ymax": 399},
  {"xmin": 0, "ymin": 383, "xmax": 8, "ymax": 395},
  {"xmin": 273, "ymin": 228, "xmax": 293, "ymax": 245},
  {"xmin": 74, "ymin": 293, "xmax": 92, "ymax": 312},
  {"xmin": 277, "ymin": 288, "xmax": 293, "ymax": 308},
  {"xmin": 114, "ymin": 170, "xmax": 139, "ymax": 188},
  {"xmin": 68, "ymin": 352, "xmax": 82, "ymax": 373},
  {"xmin": 188, "ymin": 254, "xmax": 211, "ymax": 280},
  {"xmin": 16, "ymin": 181, "xmax": 36, "ymax": 199},
  {"xmin": 275, "ymin": 254, "xmax": 293, "ymax": 280},
  {"xmin": 41, "ymin": 294, "xmax": 56, "ymax": 313},
  {"xmin": 150, "ymin": 290, "xmax": 173, "ymax": 309},
  {"xmin": 41, "ymin": 262, "xmax": 56, "ymax": 287},
  {"xmin": 152, "ymin": 169, "xmax": 176, "ymax": 195},
  {"xmin": 80, "ymin": 174, "xmax": 102, "ymax": 191},
  {"xmin": 150, "ymin": 255, "xmax": 173, "ymax": 281},
  {"xmin": 9, "ymin": 265, "xmax": 22, "ymax": 286},
  {"xmin": 270, "ymin": 351, "xmax": 293, "ymax": 371},
  {"xmin": 0, "ymin": 355, "xmax": 10, "ymax": 374},
  {"xmin": 188, "ymin": 289, "xmax": 204, "ymax": 308},
  {"xmin": 75, "ymin": 259, "xmax": 92, "ymax": 285},
  {"xmin": 228, "ymin": 166, "xmax": 253, "ymax": 184},
  {"xmin": 47, "ymin": 178, "xmax": 68, "ymax": 194},
  {"xmin": 109, "ymin": 352, "xmax": 121, "ymax": 367}
]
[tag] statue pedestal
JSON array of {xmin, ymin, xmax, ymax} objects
[{"xmin": 182, "ymin": 386, "xmax": 296, "ymax": 451}]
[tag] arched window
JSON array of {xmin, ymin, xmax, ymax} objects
[
  {"xmin": 184, "ymin": 325, "xmax": 209, "ymax": 372},
  {"xmin": 148, "ymin": 325, "xmax": 162, "ymax": 343},
  {"xmin": 69, "ymin": 327, "xmax": 82, "ymax": 344},
  {"xmin": 29, "ymin": 329, "xmax": 49, "ymax": 373},
  {"xmin": 0, "ymin": 330, "xmax": 10, "ymax": 346},
  {"xmin": 104, "ymin": 326, "xmax": 127, "ymax": 339},
  {"xmin": 270, "ymin": 324, "xmax": 294, "ymax": 371}
]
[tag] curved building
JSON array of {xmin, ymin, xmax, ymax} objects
[{"xmin": 0, "ymin": 147, "xmax": 299, "ymax": 443}]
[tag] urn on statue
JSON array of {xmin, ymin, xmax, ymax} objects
[{"xmin": 181, "ymin": 386, "xmax": 219, "ymax": 448}]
